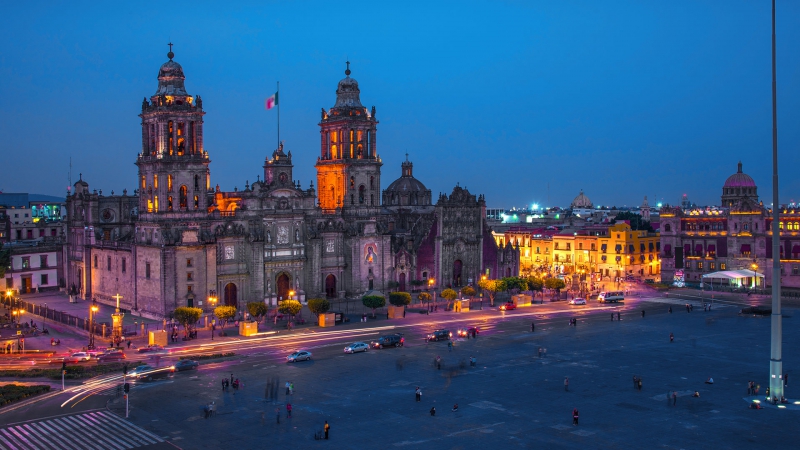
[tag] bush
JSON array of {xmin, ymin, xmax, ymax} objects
[
  {"xmin": 278, "ymin": 299, "xmax": 303, "ymax": 317},
  {"xmin": 460, "ymin": 286, "xmax": 476, "ymax": 298},
  {"xmin": 440, "ymin": 289, "xmax": 458, "ymax": 301},
  {"xmin": 246, "ymin": 302, "xmax": 268, "ymax": 321},
  {"xmin": 0, "ymin": 384, "xmax": 51, "ymax": 407},
  {"xmin": 389, "ymin": 292, "xmax": 412, "ymax": 306},
  {"xmin": 307, "ymin": 298, "xmax": 332, "ymax": 317},
  {"xmin": 417, "ymin": 292, "xmax": 432, "ymax": 303},
  {"xmin": 180, "ymin": 352, "xmax": 235, "ymax": 361}
]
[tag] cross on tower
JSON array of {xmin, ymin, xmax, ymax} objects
[
  {"xmin": 168, "ymin": 42, "xmax": 173, "ymax": 53},
  {"xmin": 405, "ymin": 152, "xmax": 409, "ymax": 161},
  {"xmin": 112, "ymin": 293, "xmax": 123, "ymax": 312}
]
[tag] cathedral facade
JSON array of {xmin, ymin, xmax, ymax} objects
[{"xmin": 63, "ymin": 49, "xmax": 517, "ymax": 319}]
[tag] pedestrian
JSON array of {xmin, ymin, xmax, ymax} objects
[
  {"xmin": 543, "ymin": 348, "xmax": 547, "ymax": 358},
  {"xmin": 564, "ymin": 377, "xmax": 569, "ymax": 392},
  {"xmin": 531, "ymin": 322, "xmax": 535, "ymax": 332},
  {"xmin": 672, "ymin": 391, "xmax": 677, "ymax": 406},
  {"xmin": 611, "ymin": 313, "xmax": 614, "ymax": 321},
  {"xmin": 448, "ymin": 341, "xmax": 452, "ymax": 352},
  {"xmin": 638, "ymin": 378, "xmax": 643, "ymax": 391},
  {"xmin": 324, "ymin": 421, "xmax": 330, "ymax": 439},
  {"xmin": 470, "ymin": 356, "xmax": 476, "ymax": 367},
  {"xmin": 430, "ymin": 407, "xmax": 436, "ymax": 416},
  {"xmin": 669, "ymin": 332, "xmax": 674, "ymax": 343},
  {"xmin": 572, "ymin": 408, "xmax": 579, "ymax": 425},
  {"xmin": 538, "ymin": 347, "xmax": 543, "ymax": 358},
  {"xmin": 747, "ymin": 381, "xmax": 752, "ymax": 396},
  {"xmin": 641, "ymin": 310, "xmax": 645, "ymax": 318},
  {"xmin": 686, "ymin": 304, "xmax": 690, "ymax": 313},
  {"xmin": 617, "ymin": 312, "xmax": 620, "ymax": 321},
  {"xmin": 127, "ymin": 340, "xmax": 131, "ymax": 349},
  {"xmin": 668, "ymin": 306, "xmax": 672, "ymax": 313},
  {"xmin": 415, "ymin": 387, "xmax": 421, "ymax": 402},
  {"xmin": 436, "ymin": 356, "xmax": 442, "ymax": 370},
  {"xmin": 276, "ymin": 407, "xmax": 281, "ymax": 424},
  {"xmin": 221, "ymin": 379, "xmax": 225, "ymax": 391},
  {"xmin": 286, "ymin": 403, "xmax": 292, "ymax": 418},
  {"xmin": 286, "ymin": 381, "xmax": 291, "ymax": 395},
  {"xmin": 290, "ymin": 382, "xmax": 294, "ymax": 394},
  {"xmin": 784, "ymin": 373, "xmax": 788, "ymax": 387}
]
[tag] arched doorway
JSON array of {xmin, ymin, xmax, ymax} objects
[
  {"xmin": 224, "ymin": 283, "xmax": 237, "ymax": 306},
  {"xmin": 506, "ymin": 267, "xmax": 511, "ymax": 277},
  {"xmin": 399, "ymin": 273, "xmax": 406, "ymax": 292},
  {"xmin": 325, "ymin": 274, "xmax": 337, "ymax": 299},
  {"xmin": 453, "ymin": 260, "xmax": 463, "ymax": 287},
  {"xmin": 276, "ymin": 273, "xmax": 291, "ymax": 301}
]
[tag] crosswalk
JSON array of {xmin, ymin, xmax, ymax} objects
[{"xmin": 0, "ymin": 410, "xmax": 164, "ymax": 450}]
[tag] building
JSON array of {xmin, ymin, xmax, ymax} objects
[
  {"xmin": 4, "ymin": 241, "xmax": 63, "ymax": 293},
  {"xmin": 660, "ymin": 162, "xmax": 800, "ymax": 290},
  {"xmin": 63, "ymin": 48, "xmax": 516, "ymax": 319}
]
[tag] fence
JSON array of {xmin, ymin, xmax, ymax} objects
[{"xmin": 12, "ymin": 300, "xmax": 163, "ymax": 339}]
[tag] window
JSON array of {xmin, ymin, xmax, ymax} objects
[
  {"xmin": 107, "ymin": 256, "xmax": 111, "ymax": 271},
  {"xmin": 187, "ymin": 258, "xmax": 193, "ymax": 267},
  {"xmin": 194, "ymin": 174, "xmax": 199, "ymax": 190},
  {"xmin": 536, "ymin": 247, "xmax": 540, "ymax": 254},
  {"xmin": 665, "ymin": 224, "xmax": 671, "ymax": 232},
  {"xmin": 697, "ymin": 262, "xmax": 704, "ymax": 269},
  {"xmin": 40, "ymin": 255, "xmax": 48, "ymax": 267},
  {"xmin": 39, "ymin": 229, "xmax": 44, "ymax": 237},
  {"xmin": 145, "ymin": 263, "xmax": 151, "ymax": 279},
  {"xmin": 187, "ymin": 285, "xmax": 193, "ymax": 293},
  {"xmin": 168, "ymin": 196, "xmax": 173, "ymax": 211},
  {"xmin": 94, "ymin": 255, "xmax": 98, "ymax": 268},
  {"xmin": 721, "ymin": 263, "xmax": 726, "ymax": 270},
  {"xmin": 22, "ymin": 257, "xmax": 30, "ymax": 269},
  {"xmin": 154, "ymin": 174, "xmax": 158, "ymax": 189},
  {"xmin": 194, "ymin": 195, "xmax": 199, "ymax": 209},
  {"xmin": 27, "ymin": 230, "xmax": 33, "ymax": 239},
  {"xmin": 141, "ymin": 175, "xmax": 146, "ymax": 189},
  {"xmin": 168, "ymin": 174, "xmax": 173, "ymax": 191},
  {"xmin": 710, "ymin": 262, "xmax": 716, "ymax": 270},
  {"xmin": 793, "ymin": 265, "xmax": 799, "ymax": 276},
  {"xmin": 40, "ymin": 274, "xmax": 48, "ymax": 285},
  {"xmin": 187, "ymin": 272, "xmax": 193, "ymax": 281},
  {"xmin": 122, "ymin": 258, "xmax": 126, "ymax": 273},
  {"xmin": 180, "ymin": 186, "xmax": 187, "ymax": 208},
  {"xmin": 566, "ymin": 243, "xmax": 571, "ymax": 250}
]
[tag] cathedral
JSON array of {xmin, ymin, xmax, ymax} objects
[{"xmin": 63, "ymin": 48, "xmax": 518, "ymax": 319}]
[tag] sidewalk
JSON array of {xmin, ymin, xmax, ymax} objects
[{"xmin": 15, "ymin": 292, "xmax": 160, "ymax": 328}]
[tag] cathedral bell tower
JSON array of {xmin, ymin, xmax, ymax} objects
[
  {"xmin": 136, "ymin": 44, "xmax": 210, "ymax": 218},
  {"xmin": 316, "ymin": 62, "xmax": 381, "ymax": 212}
]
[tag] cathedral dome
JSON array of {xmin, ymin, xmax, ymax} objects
[
  {"xmin": 333, "ymin": 61, "xmax": 363, "ymax": 109},
  {"xmin": 383, "ymin": 158, "xmax": 432, "ymax": 206},
  {"xmin": 154, "ymin": 45, "xmax": 189, "ymax": 97},
  {"xmin": 723, "ymin": 161, "xmax": 756, "ymax": 188},
  {"xmin": 570, "ymin": 190, "xmax": 593, "ymax": 209}
]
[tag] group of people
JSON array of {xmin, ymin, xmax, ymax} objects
[
  {"xmin": 568, "ymin": 318, "xmax": 578, "ymax": 326},
  {"xmin": 49, "ymin": 338, "xmax": 61, "ymax": 346},
  {"xmin": 285, "ymin": 381, "xmax": 295, "ymax": 395}
]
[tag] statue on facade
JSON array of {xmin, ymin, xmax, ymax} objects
[
  {"xmin": 295, "ymin": 228, "xmax": 300, "ymax": 242},
  {"xmin": 266, "ymin": 229, "xmax": 272, "ymax": 244}
]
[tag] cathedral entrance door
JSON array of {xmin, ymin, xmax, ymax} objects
[
  {"xmin": 224, "ymin": 283, "xmax": 237, "ymax": 307},
  {"xmin": 453, "ymin": 260, "xmax": 463, "ymax": 287},
  {"xmin": 325, "ymin": 275, "xmax": 337, "ymax": 299},
  {"xmin": 399, "ymin": 273, "xmax": 406, "ymax": 292},
  {"xmin": 277, "ymin": 273, "xmax": 291, "ymax": 302}
]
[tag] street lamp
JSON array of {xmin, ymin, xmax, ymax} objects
[
  {"xmin": 751, "ymin": 261, "xmax": 759, "ymax": 290},
  {"xmin": 208, "ymin": 291, "xmax": 218, "ymax": 340},
  {"xmin": 88, "ymin": 301, "xmax": 99, "ymax": 350},
  {"xmin": 12, "ymin": 308, "xmax": 24, "ymax": 327}
]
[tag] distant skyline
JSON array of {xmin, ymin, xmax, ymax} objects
[{"xmin": 1, "ymin": 1, "xmax": 799, "ymax": 209}]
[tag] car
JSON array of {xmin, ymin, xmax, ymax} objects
[
  {"xmin": 426, "ymin": 330, "xmax": 451, "ymax": 342},
  {"xmin": 344, "ymin": 342, "xmax": 369, "ymax": 353},
  {"xmin": 569, "ymin": 298, "xmax": 587, "ymax": 305},
  {"xmin": 499, "ymin": 302, "xmax": 517, "ymax": 311},
  {"xmin": 457, "ymin": 327, "xmax": 480, "ymax": 338},
  {"xmin": 97, "ymin": 351, "xmax": 126, "ymax": 363},
  {"xmin": 172, "ymin": 360, "xmax": 199, "ymax": 372},
  {"xmin": 128, "ymin": 364, "xmax": 172, "ymax": 382},
  {"xmin": 137, "ymin": 344, "xmax": 165, "ymax": 353},
  {"xmin": 127, "ymin": 365, "xmax": 154, "ymax": 377},
  {"xmin": 71, "ymin": 352, "xmax": 91, "ymax": 362},
  {"xmin": 370, "ymin": 334, "xmax": 404, "ymax": 349},
  {"xmin": 287, "ymin": 350, "xmax": 312, "ymax": 362}
]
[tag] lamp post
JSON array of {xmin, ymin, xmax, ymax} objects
[
  {"xmin": 88, "ymin": 301, "xmax": 98, "ymax": 350},
  {"xmin": 4, "ymin": 290, "xmax": 11, "ymax": 311},
  {"xmin": 208, "ymin": 291, "xmax": 217, "ymax": 340},
  {"xmin": 43, "ymin": 302, "xmax": 47, "ymax": 325},
  {"xmin": 751, "ymin": 261, "xmax": 759, "ymax": 290}
]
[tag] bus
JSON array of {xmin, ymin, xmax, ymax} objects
[{"xmin": 598, "ymin": 291, "xmax": 624, "ymax": 303}]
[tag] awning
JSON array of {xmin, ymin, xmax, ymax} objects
[
  {"xmin": 702, "ymin": 270, "xmax": 764, "ymax": 280},
  {"xmin": 741, "ymin": 244, "xmax": 751, "ymax": 252}
]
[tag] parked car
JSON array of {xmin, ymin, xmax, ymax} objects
[
  {"xmin": 97, "ymin": 351, "xmax": 126, "ymax": 363},
  {"xmin": 172, "ymin": 360, "xmax": 199, "ymax": 372},
  {"xmin": 344, "ymin": 342, "xmax": 369, "ymax": 353},
  {"xmin": 370, "ymin": 334, "xmax": 405, "ymax": 349},
  {"xmin": 426, "ymin": 330, "xmax": 451, "ymax": 342},
  {"xmin": 457, "ymin": 327, "xmax": 480, "ymax": 337},
  {"xmin": 569, "ymin": 298, "xmax": 587, "ymax": 305},
  {"xmin": 137, "ymin": 344, "xmax": 165, "ymax": 354},
  {"xmin": 287, "ymin": 350, "xmax": 312, "ymax": 362},
  {"xmin": 499, "ymin": 302, "xmax": 517, "ymax": 311}
]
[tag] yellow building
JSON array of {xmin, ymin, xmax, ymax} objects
[
  {"xmin": 597, "ymin": 223, "xmax": 660, "ymax": 280},
  {"xmin": 494, "ymin": 227, "xmax": 555, "ymax": 277}
]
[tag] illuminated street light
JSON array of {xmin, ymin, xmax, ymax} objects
[{"xmin": 88, "ymin": 301, "xmax": 99, "ymax": 350}]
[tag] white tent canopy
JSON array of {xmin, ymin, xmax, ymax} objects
[{"xmin": 702, "ymin": 270, "xmax": 764, "ymax": 280}]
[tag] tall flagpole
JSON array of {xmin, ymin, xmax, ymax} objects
[
  {"xmin": 277, "ymin": 81, "xmax": 280, "ymax": 148},
  {"xmin": 769, "ymin": 0, "xmax": 783, "ymax": 402}
]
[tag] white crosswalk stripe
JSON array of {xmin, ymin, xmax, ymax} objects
[{"xmin": 0, "ymin": 411, "xmax": 163, "ymax": 450}]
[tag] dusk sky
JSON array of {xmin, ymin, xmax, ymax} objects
[{"xmin": 2, "ymin": 1, "xmax": 799, "ymax": 209}]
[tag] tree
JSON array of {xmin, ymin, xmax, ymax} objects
[
  {"xmin": 612, "ymin": 211, "xmax": 654, "ymax": 232},
  {"xmin": 278, "ymin": 300, "xmax": 303, "ymax": 321},
  {"xmin": 460, "ymin": 286, "xmax": 476, "ymax": 298},
  {"xmin": 0, "ymin": 243, "xmax": 10, "ymax": 278},
  {"xmin": 361, "ymin": 295, "xmax": 386, "ymax": 318},
  {"xmin": 544, "ymin": 278, "xmax": 566, "ymax": 300},
  {"xmin": 440, "ymin": 288, "xmax": 458, "ymax": 310},
  {"xmin": 527, "ymin": 277, "xmax": 544, "ymax": 292},
  {"xmin": 246, "ymin": 302, "xmax": 268, "ymax": 322},
  {"xmin": 389, "ymin": 292, "xmax": 412, "ymax": 307},
  {"xmin": 307, "ymin": 298, "xmax": 331, "ymax": 318},
  {"xmin": 502, "ymin": 277, "xmax": 528, "ymax": 293},
  {"xmin": 214, "ymin": 305, "xmax": 237, "ymax": 331},
  {"xmin": 478, "ymin": 279, "xmax": 507, "ymax": 306},
  {"xmin": 418, "ymin": 292, "xmax": 432, "ymax": 306},
  {"xmin": 173, "ymin": 307, "xmax": 202, "ymax": 336}
]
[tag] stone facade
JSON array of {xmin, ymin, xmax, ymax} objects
[{"xmin": 62, "ymin": 49, "xmax": 516, "ymax": 319}]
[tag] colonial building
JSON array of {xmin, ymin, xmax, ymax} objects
[
  {"xmin": 660, "ymin": 162, "xmax": 800, "ymax": 290},
  {"xmin": 63, "ymin": 48, "xmax": 516, "ymax": 319}
]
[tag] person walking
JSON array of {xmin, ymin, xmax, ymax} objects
[
  {"xmin": 221, "ymin": 379, "xmax": 226, "ymax": 391},
  {"xmin": 572, "ymin": 408, "xmax": 579, "ymax": 425},
  {"xmin": 538, "ymin": 347, "xmax": 543, "ymax": 358},
  {"xmin": 324, "ymin": 421, "xmax": 330, "ymax": 439},
  {"xmin": 564, "ymin": 377, "xmax": 569, "ymax": 392},
  {"xmin": 415, "ymin": 387, "xmax": 421, "ymax": 402},
  {"xmin": 641, "ymin": 310, "xmax": 645, "ymax": 318},
  {"xmin": 668, "ymin": 306, "xmax": 672, "ymax": 313},
  {"xmin": 275, "ymin": 407, "xmax": 281, "ymax": 424},
  {"xmin": 531, "ymin": 322, "xmax": 535, "ymax": 332},
  {"xmin": 286, "ymin": 381, "xmax": 291, "ymax": 395},
  {"xmin": 286, "ymin": 403, "xmax": 292, "ymax": 418},
  {"xmin": 747, "ymin": 381, "xmax": 752, "ymax": 396},
  {"xmin": 430, "ymin": 407, "xmax": 436, "ymax": 416},
  {"xmin": 611, "ymin": 313, "xmax": 614, "ymax": 321},
  {"xmin": 638, "ymin": 378, "xmax": 643, "ymax": 391},
  {"xmin": 230, "ymin": 373, "xmax": 234, "ymax": 385},
  {"xmin": 784, "ymin": 373, "xmax": 788, "ymax": 387},
  {"xmin": 617, "ymin": 312, "xmax": 621, "ymax": 321},
  {"xmin": 290, "ymin": 382, "xmax": 294, "ymax": 395},
  {"xmin": 669, "ymin": 332, "xmax": 674, "ymax": 343},
  {"xmin": 672, "ymin": 391, "xmax": 677, "ymax": 406}
]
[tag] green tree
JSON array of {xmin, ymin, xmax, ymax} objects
[
  {"xmin": 173, "ymin": 307, "xmax": 202, "ymax": 335},
  {"xmin": 0, "ymin": 243, "xmax": 10, "ymax": 278},
  {"xmin": 460, "ymin": 286, "xmax": 476, "ymax": 298},
  {"xmin": 502, "ymin": 277, "xmax": 528, "ymax": 292},
  {"xmin": 544, "ymin": 277, "xmax": 567, "ymax": 299},
  {"xmin": 612, "ymin": 211, "xmax": 654, "ymax": 232},
  {"xmin": 389, "ymin": 292, "xmax": 412, "ymax": 307},
  {"xmin": 361, "ymin": 295, "xmax": 386, "ymax": 318},
  {"xmin": 527, "ymin": 277, "xmax": 544, "ymax": 292},
  {"xmin": 246, "ymin": 302, "xmax": 268, "ymax": 322},
  {"xmin": 278, "ymin": 299, "xmax": 303, "ymax": 319},
  {"xmin": 214, "ymin": 305, "xmax": 237, "ymax": 331},
  {"xmin": 478, "ymin": 279, "xmax": 507, "ymax": 306},
  {"xmin": 440, "ymin": 288, "xmax": 458, "ymax": 310},
  {"xmin": 307, "ymin": 298, "xmax": 331, "ymax": 318},
  {"xmin": 417, "ymin": 292, "xmax": 432, "ymax": 305}
]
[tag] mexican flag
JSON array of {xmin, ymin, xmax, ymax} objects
[{"xmin": 265, "ymin": 91, "xmax": 278, "ymax": 110}]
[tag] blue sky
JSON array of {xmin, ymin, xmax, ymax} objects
[{"xmin": 1, "ymin": 1, "xmax": 798, "ymax": 209}]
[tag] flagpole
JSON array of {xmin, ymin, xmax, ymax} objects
[{"xmin": 277, "ymin": 81, "xmax": 280, "ymax": 149}]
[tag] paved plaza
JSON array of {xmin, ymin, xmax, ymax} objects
[{"xmin": 104, "ymin": 297, "xmax": 798, "ymax": 449}]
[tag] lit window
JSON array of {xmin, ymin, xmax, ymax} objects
[{"xmin": 154, "ymin": 174, "xmax": 158, "ymax": 189}]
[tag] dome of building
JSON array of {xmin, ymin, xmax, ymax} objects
[
  {"xmin": 383, "ymin": 158, "xmax": 432, "ymax": 206},
  {"xmin": 154, "ymin": 45, "xmax": 189, "ymax": 97},
  {"xmin": 723, "ymin": 161, "xmax": 756, "ymax": 188},
  {"xmin": 386, "ymin": 161, "xmax": 428, "ymax": 193},
  {"xmin": 333, "ymin": 61, "xmax": 363, "ymax": 109},
  {"xmin": 570, "ymin": 190, "xmax": 593, "ymax": 209}
]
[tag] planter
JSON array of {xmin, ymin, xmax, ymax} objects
[{"xmin": 387, "ymin": 305, "xmax": 406, "ymax": 319}]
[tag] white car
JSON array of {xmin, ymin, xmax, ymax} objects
[
  {"xmin": 287, "ymin": 350, "xmax": 312, "ymax": 363},
  {"xmin": 569, "ymin": 298, "xmax": 587, "ymax": 305},
  {"xmin": 71, "ymin": 352, "xmax": 91, "ymax": 362},
  {"xmin": 344, "ymin": 342, "xmax": 369, "ymax": 354}
]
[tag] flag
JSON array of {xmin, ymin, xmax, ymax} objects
[{"xmin": 265, "ymin": 91, "xmax": 278, "ymax": 110}]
